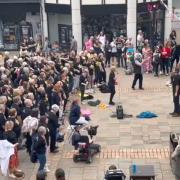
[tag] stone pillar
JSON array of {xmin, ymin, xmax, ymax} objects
[
  {"xmin": 41, "ymin": 0, "xmax": 48, "ymax": 44},
  {"xmin": 71, "ymin": 0, "xmax": 82, "ymax": 52},
  {"xmin": 164, "ymin": 0, "xmax": 172, "ymax": 41},
  {"xmin": 127, "ymin": 0, "xmax": 137, "ymax": 48}
]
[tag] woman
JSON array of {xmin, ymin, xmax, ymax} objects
[
  {"xmin": 110, "ymin": 38, "xmax": 117, "ymax": 65},
  {"xmin": 3, "ymin": 121, "xmax": 20, "ymax": 178},
  {"xmin": 34, "ymin": 126, "xmax": 47, "ymax": 172},
  {"xmin": 108, "ymin": 66, "xmax": 116, "ymax": 105},
  {"xmin": 7, "ymin": 108, "xmax": 21, "ymax": 145},
  {"xmin": 161, "ymin": 41, "xmax": 172, "ymax": 76},
  {"xmin": 142, "ymin": 40, "xmax": 153, "ymax": 73},
  {"xmin": 69, "ymin": 99, "xmax": 89, "ymax": 125},
  {"xmin": 39, "ymin": 116, "xmax": 50, "ymax": 172}
]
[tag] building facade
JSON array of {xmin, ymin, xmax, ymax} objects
[{"xmin": 0, "ymin": 0, "xmax": 175, "ymax": 51}]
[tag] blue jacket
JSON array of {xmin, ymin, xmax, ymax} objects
[{"xmin": 69, "ymin": 104, "xmax": 81, "ymax": 125}]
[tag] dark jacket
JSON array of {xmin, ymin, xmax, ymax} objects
[
  {"xmin": 108, "ymin": 71, "xmax": 115, "ymax": 88},
  {"xmin": 133, "ymin": 60, "xmax": 142, "ymax": 74},
  {"xmin": 34, "ymin": 135, "xmax": 46, "ymax": 154},
  {"xmin": 69, "ymin": 104, "xmax": 81, "ymax": 125},
  {"xmin": 3, "ymin": 130, "xmax": 17, "ymax": 144},
  {"xmin": 21, "ymin": 106, "xmax": 32, "ymax": 120},
  {"xmin": 48, "ymin": 111, "xmax": 59, "ymax": 132},
  {"xmin": 79, "ymin": 75, "xmax": 87, "ymax": 91},
  {"xmin": 51, "ymin": 91, "xmax": 60, "ymax": 106},
  {"xmin": 0, "ymin": 113, "xmax": 6, "ymax": 140}
]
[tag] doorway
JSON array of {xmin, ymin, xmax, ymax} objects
[{"xmin": 58, "ymin": 24, "xmax": 72, "ymax": 51}]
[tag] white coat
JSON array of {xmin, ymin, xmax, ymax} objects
[{"xmin": 0, "ymin": 140, "xmax": 15, "ymax": 176}]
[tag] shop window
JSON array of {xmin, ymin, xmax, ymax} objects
[{"xmin": 3, "ymin": 25, "xmax": 19, "ymax": 50}]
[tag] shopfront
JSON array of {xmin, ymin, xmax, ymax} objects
[
  {"xmin": 81, "ymin": 4, "xmax": 127, "ymax": 42},
  {"xmin": 137, "ymin": 1, "xmax": 166, "ymax": 47},
  {"xmin": 0, "ymin": 3, "xmax": 40, "ymax": 50}
]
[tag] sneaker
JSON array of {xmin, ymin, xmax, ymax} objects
[
  {"xmin": 109, "ymin": 102, "xmax": 115, "ymax": 105},
  {"xmin": 50, "ymin": 149, "xmax": 59, "ymax": 153},
  {"xmin": 9, "ymin": 173, "xmax": 17, "ymax": 179},
  {"xmin": 169, "ymin": 112, "xmax": 176, "ymax": 115},
  {"xmin": 166, "ymin": 73, "xmax": 169, "ymax": 76},
  {"xmin": 132, "ymin": 87, "xmax": 135, "ymax": 90},
  {"xmin": 172, "ymin": 113, "xmax": 180, "ymax": 117},
  {"xmin": 160, "ymin": 71, "xmax": 163, "ymax": 75},
  {"xmin": 44, "ymin": 167, "xmax": 50, "ymax": 173}
]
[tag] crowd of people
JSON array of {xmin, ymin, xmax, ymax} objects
[{"xmin": 0, "ymin": 28, "xmax": 179, "ymax": 179}]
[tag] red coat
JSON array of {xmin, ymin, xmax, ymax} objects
[{"xmin": 161, "ymin": 47, "xmax": 172, "ymax": 59}]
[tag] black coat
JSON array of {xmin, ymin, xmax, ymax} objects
[
  {"xmin": 108, "ymin": 71, "xmax": 115, "ymax": 89},
  {"xmin": 48, "ymin": 112, "xmax": 59, "ymax": 133}
]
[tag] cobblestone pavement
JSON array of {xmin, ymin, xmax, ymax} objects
[{"xmin": 1, "ymin": 68, "xmax": 179, "ymax": 180}]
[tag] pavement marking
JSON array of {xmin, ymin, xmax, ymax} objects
[{"xmin": 62, "ymin": 148, "xmax": 170, "ymax": 159}]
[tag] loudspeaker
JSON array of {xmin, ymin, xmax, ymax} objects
[{"xmin": 116, "ymin": 104, "xmax": 124, "ymax": 119}]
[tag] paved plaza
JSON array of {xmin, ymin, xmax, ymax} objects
[{"xmin": 1, "ymin": 68, "xmax": 179, "ymax": 180}]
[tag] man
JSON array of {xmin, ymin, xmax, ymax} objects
[
  {"xmin": 48, "ymin": 104, "xmax": 60, "ymax": 153},
  {"xmin": 132, "ymin": 52, "xmax": 144, "ymax": 90},
  {"xmin": 28, "ymin": 37, "xmax": 36, "ymax": 53},
  {"xmin": 55, "ymin": 168, "xmax": 65, "ymax": 180},
  {"xmin": 170, "ymin": 67, "xmax": 180, "ymax": 117},
  {"xmin": 108, "ymin": 66, "xmax": 116, "ymax": 105},
  {"xmin": 70, "ymin": 36, "xmax": 77, "ymax": 54}
]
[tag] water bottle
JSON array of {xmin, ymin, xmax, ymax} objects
[{"xmin": 132, "ymin": 164, "xmax": 137, "ymax": 174}]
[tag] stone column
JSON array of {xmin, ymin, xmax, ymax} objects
[
  {"xmin": 41, "ymin": 0, "xmax": 48, "ymax": 44},
  {"xmin": 164, "ymin": 0, "xmax": 172, "ymax": 41},
  {"xmin": 127, "ymin": 0, "xmax": 137, "ymax": 49},
  {"xmin": 71, "ymin": 0, "xmax": 82, "ymax": 52}
]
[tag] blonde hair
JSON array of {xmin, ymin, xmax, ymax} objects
[
  {"xmin": 38, "ymin": 126, "xmax": 46, "ymax": 136},
  {"xmin": 5, "ymin": 121, "xmax": 14, "ymax": 131}
]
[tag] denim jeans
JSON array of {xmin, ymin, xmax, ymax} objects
[{"xmin": 37, "ymin": 153, "xmax": 46, "ymax": 171}]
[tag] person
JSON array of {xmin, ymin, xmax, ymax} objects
[
  {"xmin": 142, "ymin": 40, "xmax": 153, "ymax": 73},
  {"xmin": 161, "ymin": 41, "xmax": 172, "ymax": 76},
  {"xmin": 110, "ymin": 38, "xmax": 117, "ymax": 65},
  {"xmin": 43, "ymin": 37, "xmax": 50, "ymax": 55},
  {"xmin": 3, "ymin": 121, "xmax": 20, "ymax": 178},
  {"xmin": 171, "ymin": 138, "xmax": 180, "ymax": 180},
  {"xmin": 137, "ymin": 30, "xmax": 144, "ymax": 52},
  {"xmin": 55, "ymin": 168, "xmax": 65, "ymax": 180},
  {"xmin": 0, "ymin": 104, "xmax": 6, "ymax": 140},
  {"xmin": 152, "ymin": 46, "xmax": 161, "ymax": 77},
  {"xmin": 170, "ymin": 67, "xmax": 180, "ymax": 117},
  {"xmin": 132, "ymin": 52, "xmax": 145, "ymax": 90},
  {"xmin": 108, "ymin": 66, "xmax": 116, "ymax": 105},
  {"xmin": 28, "ymin": 37, "xmax": 36, "ymax": 53},
  {"xmin": 116, "ymin": 37, "xmax": 124, "ymax": 68},
  {"xmin": 79, "ymin": 71, "xmax": 88, "ymax": 103},
  {"xmin": 39, "ymin": 116, "xmax": 50, "ymax": 172},
  {"xmin": 98, "ymin": 31, "xmax": 106, "ymax": 52},
  {"xmin": 70, "ymin": 36, "xmax": 78, "ymax": 54},
  {"xmin": 48, "ymin": 104, "xmax": 60, "ymax": 153},
  {"xmin": 104, "ymin": 40, "xmax": 112, "ymax": 67},
  {"xmin": 34, "ymin": 126, "xmax": 47, "ymax": 172},
  {"xmin": 69, "ymin": 99, "xmax": 89, "ymax": 125}
]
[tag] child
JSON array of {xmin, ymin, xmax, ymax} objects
[{"xmin": 153, "ymin": 46, "xmax": 161, "ymax": 77}]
